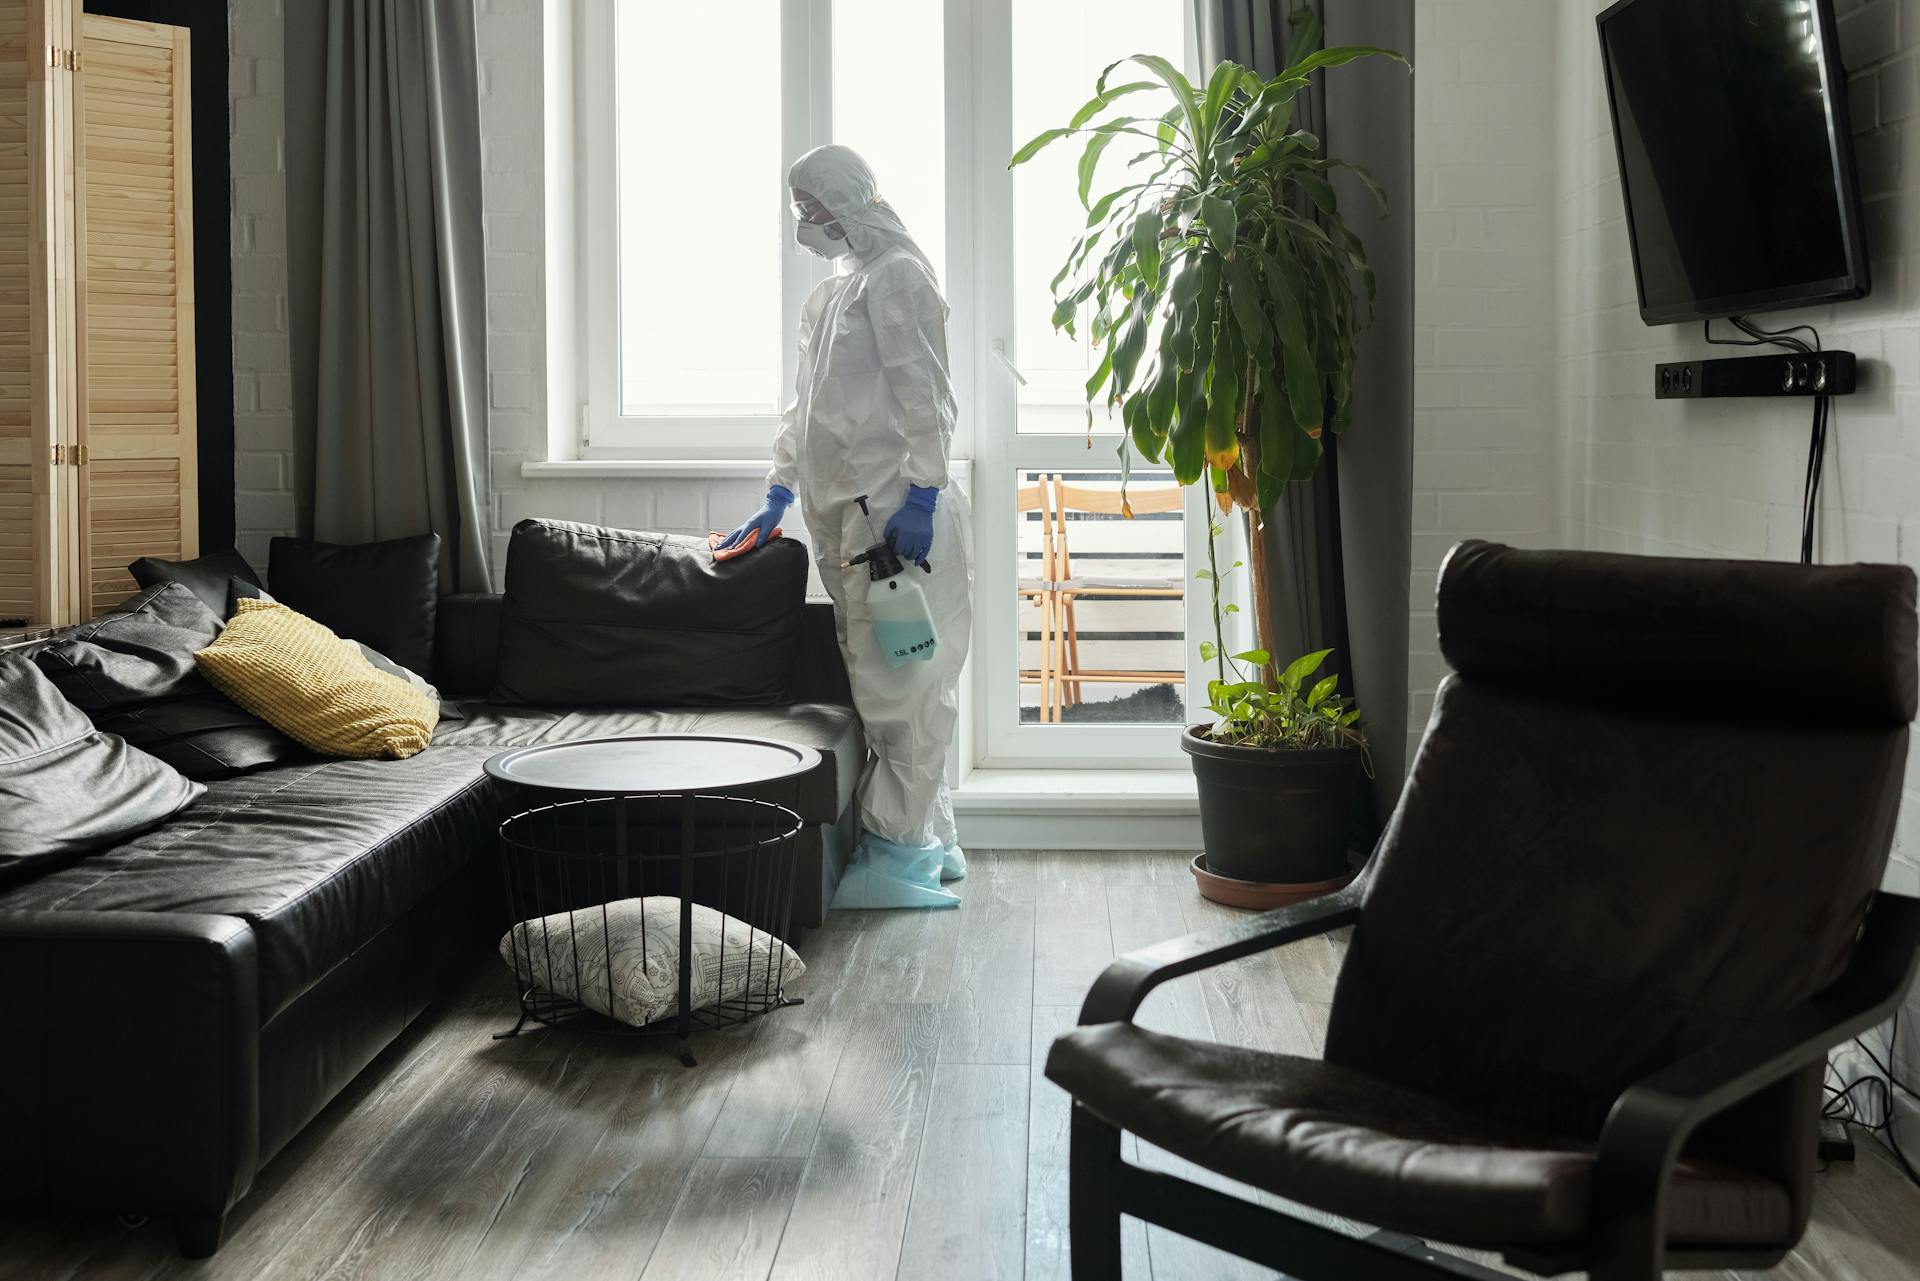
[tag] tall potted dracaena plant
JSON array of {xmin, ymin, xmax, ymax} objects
[{"xmin": 1010, "ymin": 15, "xmax": 1403, "ymax": 892}]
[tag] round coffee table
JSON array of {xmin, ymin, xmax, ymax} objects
[{"xmin": 485, "ymin": 734, "xmax": 821, "ymax": 1065}]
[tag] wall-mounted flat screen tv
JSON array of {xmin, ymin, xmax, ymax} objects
[{"xmin": 1597, "ymin": 0, "xmax": 1870, "ymax": 325}]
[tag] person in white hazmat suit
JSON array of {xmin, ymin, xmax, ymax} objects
[{"xmin": 716, "ymin": 144, "xmax": 973, "ymax": 910}]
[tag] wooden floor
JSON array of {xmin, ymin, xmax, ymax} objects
[{"xmin": 4, "ymin": 850, "xmax": 1918, "ymax": 1281}]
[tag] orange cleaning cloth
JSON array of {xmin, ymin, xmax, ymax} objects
[{"xmin": 708, "ymin": 528, "xmax": 782, "ymax": 562}]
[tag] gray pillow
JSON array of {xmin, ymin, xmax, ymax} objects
[
  {"xmin": 31, "ymin": 583, "xmax": 309, "ymax": 780},
  {"xmin": 0, "ymin": 652, "xmax": 204, "ymax": 886}
]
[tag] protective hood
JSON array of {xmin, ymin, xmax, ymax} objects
[{"xmin": 788, "ymin": 144, "xmax": 937, "ymax": 281}]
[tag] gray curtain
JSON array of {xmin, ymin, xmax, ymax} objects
[
  {"xmin": 1194, "ymin": 0, "xmax": 1416, "ymax": 809},
  {"xmin": 1197, "ymin": 0, "xmax": 1347, "ymax": 678},
  {"xmin": 289, "ymin": 0, "xmax": 492, "ymax": 594}
]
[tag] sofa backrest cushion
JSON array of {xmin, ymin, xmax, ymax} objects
[
  {"xmin": 268, "ymin": 533, "xmax": 442, "ymax": 677},
  {"xmin": 0, "ymin": 651, "xmax": 204, "ymax": 886},
  {"xmin": 433, "ymin": 593, "xmax": 506, "ymax": 698},
  {"xmin": 30, "ymin": 583, "xmax": 308, "ymax": 780},
  {"xmin": 492, "ymin": 520, "xmax": 807, "ymax": 707}
]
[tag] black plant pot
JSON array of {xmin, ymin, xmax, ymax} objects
[{"xmin": 1181, "ymin": 726, "xmax": 1362, "ymax": 885}]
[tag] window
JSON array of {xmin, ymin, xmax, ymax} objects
[
  {"xmin": 613, "ymin": 11, "xmax": 786, "ymax": 419},
  {"xmin": 569, "ymin": 0, "xmax": 1214, "ymax": 769},
  {"xmin": 577, "ymin": 0, "xmax": 944, "ymax": 454}
]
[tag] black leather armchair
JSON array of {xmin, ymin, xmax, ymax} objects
[{"xmin": 1048, "ymin": 541, "xmax": 1920, "ymax": 1281}]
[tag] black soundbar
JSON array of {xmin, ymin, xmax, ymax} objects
[{"xmin": 1654, "ymin": 351, "xmax": 1855, "ymax": 399}]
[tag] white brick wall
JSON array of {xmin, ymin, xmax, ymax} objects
[
  {"xmin": 1556, "ymin": 0, "xmax": 1920, "ymax": 897},
  {"xmin": 1417, "ymin": 0, "xmax": 1920, "ymax": 1139},
  {"xmin": 1409, "ymin": 0, "xmax": 1565, "ymax": 766},
  {"xmin": 230, "ymin": 0, "xmax": 295, "ymax": 570}
]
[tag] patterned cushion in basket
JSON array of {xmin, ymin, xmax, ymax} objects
[{"xmin": 499, "ymin": 896, "xmax": 806, "ymax": 1027}]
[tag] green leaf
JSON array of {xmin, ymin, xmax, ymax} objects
[
  {"xmin": 1267, "ymin": 249, "xmax": 1325, "ymax": 436},
  {"xmin": 1077, "ymin": 131, "xmax": 1118, "ymax": 208},
  {"xmin": 1010, "ymin": 126, "xmax": 1074, "ymax": 168},
  {"xmin": 1120, "ymin": 53, "xmax": 1203, "ymax": 147},
  {"xmin": 1204, "ymin": 324, "xmax": 1241, "ymax": 467},
  {"xmin": 1085, "ymin": 184, "xmax": 1142, "ymax": 228},
  {"xmin": 1132, "ymin": 208, "xmax": 1164, "ymax": 292},
  {"xmin": 1084, "ymin": 347, "xmax": 1114, "ymax": 405},
  {"xmin": 1294, "ymin": 171, "xmax": 1339, "ymax": 215},
  {"xmin": 1306, "ymin": 673, "xmax": 1339, "ymax": 708},
  {"xmin": 1332, "ymin": 159, "xmax": 1390, "ymax": 217},
  {"xmin": 1201, "ymin": 60, "xmax": 1245, "ymax": 139},
  {"xmin": 1279, "ymin": 648, "xmax": 1333, "ymax": 692},
  {"xmin": 1069, "ymin": 79, "xmax": 1160, "ymax": 129},
  {"xmin": 1232, "ymin": 649, "xmax": 1270, "ymax": 666},
  {"xmin": 1287, "ymin": 6, "xmax": 1325, "ymax": 59},
  {"xmin": 1223, "ymin": 255, "xmax": 1273, "ymax": 353},
  {"xmin": 1169, "ymin": 386, "xmax": 1208, "ymax": 484},
  {"xmin": 1281, "ymin": 45, "xmax": 1409, "ymax": 82},
  {"xmin": 1200, "ymin": 194, "xmax": 1237, "ymax": 254},
  {"xmin": 1199, "ymin": 640, "xmax": 1218, "ymax": 661}
]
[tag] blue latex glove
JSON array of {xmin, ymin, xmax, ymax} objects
[
  {"xmin": 717, "ymin": 485, "xmax": 793, "ymax": 553},
  {"xmin": 885, "ymin": 484, "xmax": 939, "ymax": 565}
]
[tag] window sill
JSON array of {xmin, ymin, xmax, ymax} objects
[
  {"xmin": 522, "ymin": 460, "xmax": 773, "ymax": 481},
  {"xmin": 953, "ymin": 768, "xmax": 1197, "ymax": 814}
]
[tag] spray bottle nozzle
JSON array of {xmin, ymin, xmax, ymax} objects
[{"xmin": 843, "ymin": 495, "xmax": 931, "ymax": 579}]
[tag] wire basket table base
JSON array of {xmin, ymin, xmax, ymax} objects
[{"xmin": 494, "ymin": 790, "xmax": 806, "ymax": 1066}]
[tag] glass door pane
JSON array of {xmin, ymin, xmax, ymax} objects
[
  {"xmin": 1011, "ymin": 0, "xmax": 1188, "ymax": 433},
  {"xmin": 1017, "ymin": 468, "xmax": 1187, "ymax": 726}
]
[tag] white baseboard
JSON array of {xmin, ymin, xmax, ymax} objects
[
  {"xmin": 958, "ymin": 810, "xmax": 1202, "ymax": 850},
  {"xmin": 951, "ymin": 768, "xmax": 1201, "ymax": 850}
]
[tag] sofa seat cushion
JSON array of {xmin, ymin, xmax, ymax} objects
[
  {"xmin": 1046, "ymin": 1023, "xmax": 1792, "ymax": 1251},
  {"xmin": 433, "ymin": 702, "xmax": 863, "ymax": 825},
  {"xmin": 0, "ymin": 747, "xmax": 501, "ymax": 1019}
]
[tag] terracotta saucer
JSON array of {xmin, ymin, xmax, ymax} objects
[{"xmin": 1189, "ymin": 853, "xmax": 1355, "ymax": 910}]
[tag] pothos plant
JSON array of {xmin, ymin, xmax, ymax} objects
[{"xmin": 1008, "ymin": 12, "xmax": 1401, "ymax": 752}]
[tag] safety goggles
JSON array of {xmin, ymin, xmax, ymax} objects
[{"xmin": 789, "ymin": 198, "xmax": 836, "ymax": 225}]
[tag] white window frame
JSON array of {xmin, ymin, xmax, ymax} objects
[
  {"xmin": 574, "ymin": 0, "xmax": 831, "ymax": 458},
  {"xmin": 960, "ymin": 0, "xmax": 1213, "ymax": 769},
  {"xmin": 565, "ymin": 0, "xmax": 1216, "ymax": 771}
]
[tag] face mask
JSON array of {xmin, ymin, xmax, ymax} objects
[{"xmin": 794, "ymin": 219, "xmax": 850, "ymax": 259}]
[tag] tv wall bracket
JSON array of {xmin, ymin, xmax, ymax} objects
[{"xmin": 1655, "ymin": 351, "xmax": 1856, "ymax": 399}]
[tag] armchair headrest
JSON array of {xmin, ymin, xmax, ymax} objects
[{"xmin": 1437, "ymin": 540, "xmax": 1917, "ymax": 724}]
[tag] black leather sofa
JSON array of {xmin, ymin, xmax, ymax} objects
[{"xmin": 0, "ymin": 592, "xmax": 861, "ymax": 1256}]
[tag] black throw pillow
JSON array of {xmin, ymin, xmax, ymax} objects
[
  {"xmin": 128, "ymin": 547, "xmax": 262, "ymax": 619},
  {"xmin": 0, "ymin": 652, "xmax": 204, "ymax": 886},
  {"xmin": 30, "ymin": 583, "xmax": 309, "ymax": 780},
  {"xmin": 267, "ymin": 533, "xmax": 441, "ymax": 677},
  {"xmin": 493, "ymin": 519, "xmax": 806, "ymax": 707}
]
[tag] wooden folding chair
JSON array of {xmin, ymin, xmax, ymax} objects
[
  {"xmin": 1050, "ymin": 477, "xmax": 1186, "ymax": 708},
  {"xmin": 1016, "ymin": 477, "xmax": 1064, "ymax": 722}
]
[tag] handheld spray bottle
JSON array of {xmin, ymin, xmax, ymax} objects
[{"xmin": 846, "ymin": 495, "xmax": 939, "ymax": 667}]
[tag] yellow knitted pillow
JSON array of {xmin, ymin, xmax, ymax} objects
[{"xmin": 195, "ymin": 597, "xmax": 439, "ymax": 760}]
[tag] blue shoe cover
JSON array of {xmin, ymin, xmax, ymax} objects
[
  {"xmin": 832, "ymin": 833, "xmax": 962, "ymax": 910},
  {"xmin": 939, "ymin": 843, "xmax": 967, "ymax": 882}
]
